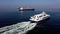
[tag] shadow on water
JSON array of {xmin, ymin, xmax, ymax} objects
[
  {"xmin": 37, "ymin": 18, "xmax": 50, "ymax": 25},
  {"xmin": 27, "ymin": 17, "xmax": 60, "ymax": 34},
  {"xmin": 27, "ymin": 18, "xmax": 51, "ymax": 34}
]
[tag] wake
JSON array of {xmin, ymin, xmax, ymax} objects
[{"xmin": 0, "ymin": 21, "xmax": 37, "ymax": 34}]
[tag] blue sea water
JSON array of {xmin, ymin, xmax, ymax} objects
[{"xmin": 0, "ymin": 8, "xmax": 60, "ymax": 34}]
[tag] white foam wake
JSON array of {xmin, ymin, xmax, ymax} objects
[{"xmin": 0, "ymin": 21, "xmax": 37, "ymax": 34}]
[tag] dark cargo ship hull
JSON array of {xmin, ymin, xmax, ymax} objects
[{"xmin": 19, "ymin": 9, "xmax": 34, "ymax": 11}]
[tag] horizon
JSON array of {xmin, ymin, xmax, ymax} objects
[{"xmin": 0, "ymin": 0, "xmax": 60, "ymax": 9}]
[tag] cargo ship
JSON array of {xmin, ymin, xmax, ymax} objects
[{"xmin": 18, "ymin": 7, "xmax": 35, "ymax": 11}]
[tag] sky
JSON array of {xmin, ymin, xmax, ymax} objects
[{"xmin": 0, "ymin": 0, "xmax": 60, "ymax": 9}]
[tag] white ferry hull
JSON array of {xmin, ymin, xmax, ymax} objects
[
  {"xmin": 30, "ymin": 17, "xmax": 50, "ymax": 23},
  {"xmin": 29, "ymin": 11, "xmax": 50, "ymax": 23},
  {"xmin": 30, "ymin": 15, "xmax": 50, "ymax": 23}
]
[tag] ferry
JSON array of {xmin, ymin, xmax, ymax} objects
[{"xmin": 30, "ymin": 11, "xmax": 50, "ymax": 22}]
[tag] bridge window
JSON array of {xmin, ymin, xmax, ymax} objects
[{"xmin": 39, "ymin": 16, "xmax": 42, "ymax": 17}]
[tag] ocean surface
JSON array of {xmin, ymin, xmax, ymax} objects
[{"xmin": 0, "ymin": 8, "xmax": 60, "ymax": 34}]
